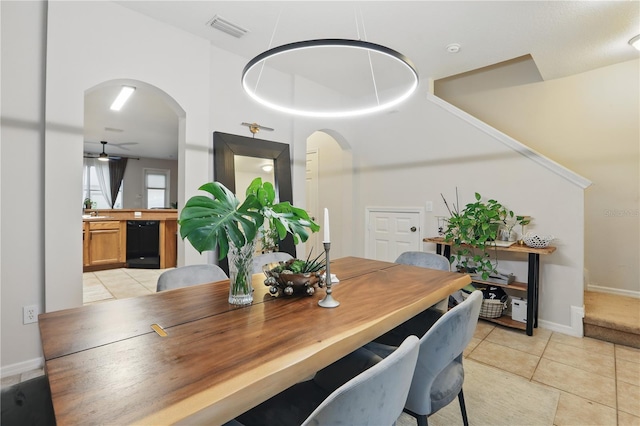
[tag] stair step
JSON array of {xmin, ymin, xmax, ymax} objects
[{"xmin": 584, "ymin": 291, "xmax": 640, "ymax": 348}]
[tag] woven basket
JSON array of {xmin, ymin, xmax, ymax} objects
[{"xmin": 462, "ymin": 291, "xmax": 507, "ymax": 319}]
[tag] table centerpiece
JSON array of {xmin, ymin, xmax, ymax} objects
[{"xmin": 179, "ymin": 177, "xmax": 319, "ymax": 305}]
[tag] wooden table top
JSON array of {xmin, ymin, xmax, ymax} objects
[{"xmin": 39, "ymin": 256, "xmax": 470, "ymax": 425}]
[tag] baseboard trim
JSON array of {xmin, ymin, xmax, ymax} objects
[
  {"xmin": 539, "ymin": 305, "xmax": 584, "ymax": 337},
  {"xmin": 587, "ymin": 285, "xmax": 640, "ymax": 299},
  {"xmin": 1, "ymin": 357, "xmax": 44, "ymax": 379}
]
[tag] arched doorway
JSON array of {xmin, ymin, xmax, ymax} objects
[
  {"xmin": 46, "ymin": 79, "xmax": 187, "ymax": 310},
  {"xmin": 305, "ymin": 130, "xmax": 354, "ymax": 259},
  {"xmin": 84, "ymin": 79, "xmax": 184, "ymax": 210}
]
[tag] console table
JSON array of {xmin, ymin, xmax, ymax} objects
[{"xmin": 424, "ymin": 237, "xmax": 556, "ymax": 336}]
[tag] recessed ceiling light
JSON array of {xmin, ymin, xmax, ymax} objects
[
  {"xmin": 629, "ymin": 34, "xmax": 640, "ymax": 51},
  {"xmin": 446, "ymin": 43, "xmax": 461, "ymax": 53},
  {"xmin": 110, "ymin": 86, "xmax": 136, "ymax": 111}
]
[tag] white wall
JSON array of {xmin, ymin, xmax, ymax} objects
[
  {"xmin": 435, "ymin": 58, "xmax": 640, "ymax": 296},
  {"xmin": 1, "ymin": 0, "xmax": 49, "ymax": 375},
  {"xmin": 346, "ymin": 90, "xmax": 587, "ymax": 333},
  {"xmin": 122, "ymin": 158, "xmax": 179, "ymax": 209},
  {"xmin": 43, "ymin": 0, "xmax": 212, "ymax": 323}
]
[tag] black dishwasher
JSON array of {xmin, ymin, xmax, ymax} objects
[{"xmin": 126, "ymin": 221, "xmax": 160, "ymax": 269}]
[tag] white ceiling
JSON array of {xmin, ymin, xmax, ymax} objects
[{"xmin": 84, "ymin": 1, "xmax": 640, "ymax": 159}]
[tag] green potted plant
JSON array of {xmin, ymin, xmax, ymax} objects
[
  {"xmin": 442, "ymin": 191, "xmax": 528, "ymax": 280},
  {"xmin": 179, "ymin": 177, "xmax": 320, "ymax": 305},
  {"xmin": 263, "ymin": 252, "xmax": 327, "ymax": 297}
]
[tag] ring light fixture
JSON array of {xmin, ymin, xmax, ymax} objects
[{"xmin": 241, "ymin": 39, "xmax": 419, "ymax": 118}]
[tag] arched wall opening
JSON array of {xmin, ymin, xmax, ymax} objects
[{"xmin": 305, "ymin": 130, "xmax": 354, "ymax": 260}]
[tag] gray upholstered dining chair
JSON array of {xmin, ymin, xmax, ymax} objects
[
  {"xmin": 375, "ymin": 251, "xmax": 452, "ymax": 346},
  {"xmin": 365, "ymin": 290, "xmax": 483, "ymax": 426},
  {"xmin": 251, "ymin": 251, "xmax": 293, "ymax": 274},
  {"xmin": 235, "ymin": 335, "xmax": 420, "ymax": 426},
  {"xmin": 156, "ymin": 264, "xmax": 228, "ymax": 292},
  {"xmin": 1, "ymin": 375, "xmax": 56, "ymax": 426},
  {"xmin": 395, "ymin": 251, "xmax": 450, "ymax": 271}
]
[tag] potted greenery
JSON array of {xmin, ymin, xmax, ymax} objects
[
  {"xmin": 179, "ymin": 177, "xmax": 319, "ymax": 305},
  {"xmin": 263, "ymin": 252, "xmax": 327, "ymax": 297},
  {"xmin": 442, "ymin": 191, "xmax": 528, "ymax": 280}
]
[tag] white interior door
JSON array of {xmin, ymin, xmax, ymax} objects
[
  {"xmin": 305, "ymin": 149, "xmax": 322, "ymax": 258},
  {"xmin": 365, "ymin": 208, "xmax": 423, "ymax": 262}
]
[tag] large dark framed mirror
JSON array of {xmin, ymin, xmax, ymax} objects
[{"xmin": 213, "ymin": 131, "xmax": 295, "ymax": 273}]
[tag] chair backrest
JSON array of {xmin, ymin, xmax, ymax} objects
[
  {"xmin": 302, "ymin": 335, "xmax": 420, "ymax": 426},
  {"xmin": 405, "ymin": 290, "xmax": 482, "ymax": 415},
  {"xmin": 1, "ymin": 376, "xmax": 56, "ymax": 426},
  {"xmin": 252, "ymin": 252, "xmax": 293, "ymax": 274},
  {"xmin": 156, "ymin": 264, "xmax": 228, "ymax": 292},
  {"xmin": 395, "ymin": 251, "xmax": 450, "ymax": 271}
]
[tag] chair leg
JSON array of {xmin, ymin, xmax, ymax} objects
[
  {"xmin": 403, "ymin": 408, "xmax": 428, "ymax": 426},
  {"xmin": 458, "ymin": 389, "xmax": 469, "ymax": 426}
]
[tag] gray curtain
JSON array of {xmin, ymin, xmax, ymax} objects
[{"xmin": 108, "ymin": 158, "xmax": 128, "ymax": 208}]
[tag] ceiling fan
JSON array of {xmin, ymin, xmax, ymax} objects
[
  {"xmin": 86, "ymin": 140, "xmax": 138, "ymax": 151},
  {"xmin": 241, "ymin": 122, "xmax": 274, "ymax": 137},
  {"xmin": 84, "ymin": 141, "xmax": 122, "ymax": 161}
]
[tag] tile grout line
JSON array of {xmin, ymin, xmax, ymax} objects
[{"xmin": 613, "ymin": 344, "xmax": 619, "ymax": 425}]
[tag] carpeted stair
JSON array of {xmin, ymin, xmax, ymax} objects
[{"xmin": 583, "ymin": 291, "xmax": 640, "ymax": 348}]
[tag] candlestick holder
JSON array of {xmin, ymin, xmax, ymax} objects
[{"xmin": 318, "ymin": 242, "xmax": 339, "ymax": 308}]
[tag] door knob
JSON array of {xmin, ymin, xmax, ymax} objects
[{"xmin": 410, "ymin": 226, "xmax": 417, "ymax": 232}]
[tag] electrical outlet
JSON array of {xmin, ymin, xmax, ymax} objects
[{"xmin": 23, "ymin": 305, "xmax": 38, "ymax": 324}]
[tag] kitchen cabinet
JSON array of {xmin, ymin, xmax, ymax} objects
[
  {"xmin": 83, "ymin": 210, "xmax": 177, "ymax": 271},
  {"xmin": 84, "ymin": 220, "xmax": 126, "ymax": 269}
]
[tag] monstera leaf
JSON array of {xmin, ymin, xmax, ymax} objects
[
  {"xmin": 246, "ymin": 178, "xmax": 320, "ymax": 243},
  {"xmin": 180, "ymin": 178, "xmax": 319, "ymax": 260},
  {"xmin": 179, "ymin": 182, "xmax": 263, "ymax": 259}
]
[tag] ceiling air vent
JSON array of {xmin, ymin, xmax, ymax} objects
[{"xmin": 206, "ymin": 15, "xmax": 249, "ymax": 38}]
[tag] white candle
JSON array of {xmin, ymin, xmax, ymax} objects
[{"xmin": 323, "ymin": 208, "xmax": 330, "ymax": 243}]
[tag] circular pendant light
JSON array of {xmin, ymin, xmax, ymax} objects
[{"xmin": 242, "ymin": 39, "xmax": 419, "ymax": 118}]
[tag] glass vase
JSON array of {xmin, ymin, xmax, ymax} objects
[{"xmin": 227, "ymin": 238, "xmax": 256, "ymax": 305}]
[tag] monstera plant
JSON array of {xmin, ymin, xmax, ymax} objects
[{"xmin": 179, "ymin": 177, "xmax": 319, "ymax": 305}]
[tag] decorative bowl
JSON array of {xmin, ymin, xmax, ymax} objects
[
  {"xmin": 263, "ymin": 261, "xmax": 325, "ymax": 297},
  {"xmin": 522, "ymin": 233, "xmax": 554, "ymax": 248}
]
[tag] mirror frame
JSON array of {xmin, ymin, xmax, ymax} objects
[{"xmin": 213, "ymin": 131, "xmax": 295, "ymax": 272}]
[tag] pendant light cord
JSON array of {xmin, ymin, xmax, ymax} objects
[
  {"xmin": 355, "ymin": 8, "xmax": 380, "ymax": 106},
  {"xmin": 254, "ymin": 10, "xmax": 282, "ymax": 94}
]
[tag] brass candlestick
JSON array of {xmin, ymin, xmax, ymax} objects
[{"xmin": 318, "ymin": 242, "xmax": 339, "ymax": 308}]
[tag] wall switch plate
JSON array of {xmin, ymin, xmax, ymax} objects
[
  {"xmin": 425, "ymin": 201, "xmax": 433, "ymax": 212},
  {"xmin": 23, "ymin": 305, "xmax": 39, "ymax": 324},
  {"xmin": 134, "ymin": 211, "xmax": 142, "ymax": 218}
]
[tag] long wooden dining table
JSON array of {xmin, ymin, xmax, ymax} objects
[{"xmin": 39, "ymin": 256, "xmax": 470, "ymax": 425}]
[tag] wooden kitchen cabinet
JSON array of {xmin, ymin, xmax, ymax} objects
[
  {"xmin": 83, "ymin": 210, "xmax": 177, "ymax": 272},
  {"xmin": 86, "ymin": 221, "xmax": 126, "ymax": 268}
]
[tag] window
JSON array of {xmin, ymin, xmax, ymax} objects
[
  {"xmin": 83, "ymin": 162, "xmax": 123, "ymax": 209},
  {"xmin": 144, "ymin": 169, "xmax": 170, "ymax": 209}
]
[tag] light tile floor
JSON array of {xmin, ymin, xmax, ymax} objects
[
  {"xmin": 3, "ymin": 270, "xmax": 640, "ymax": 425},
  {"xmin": 82, "ymin": 267, "xmax": 173, "ymax": 303}
]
